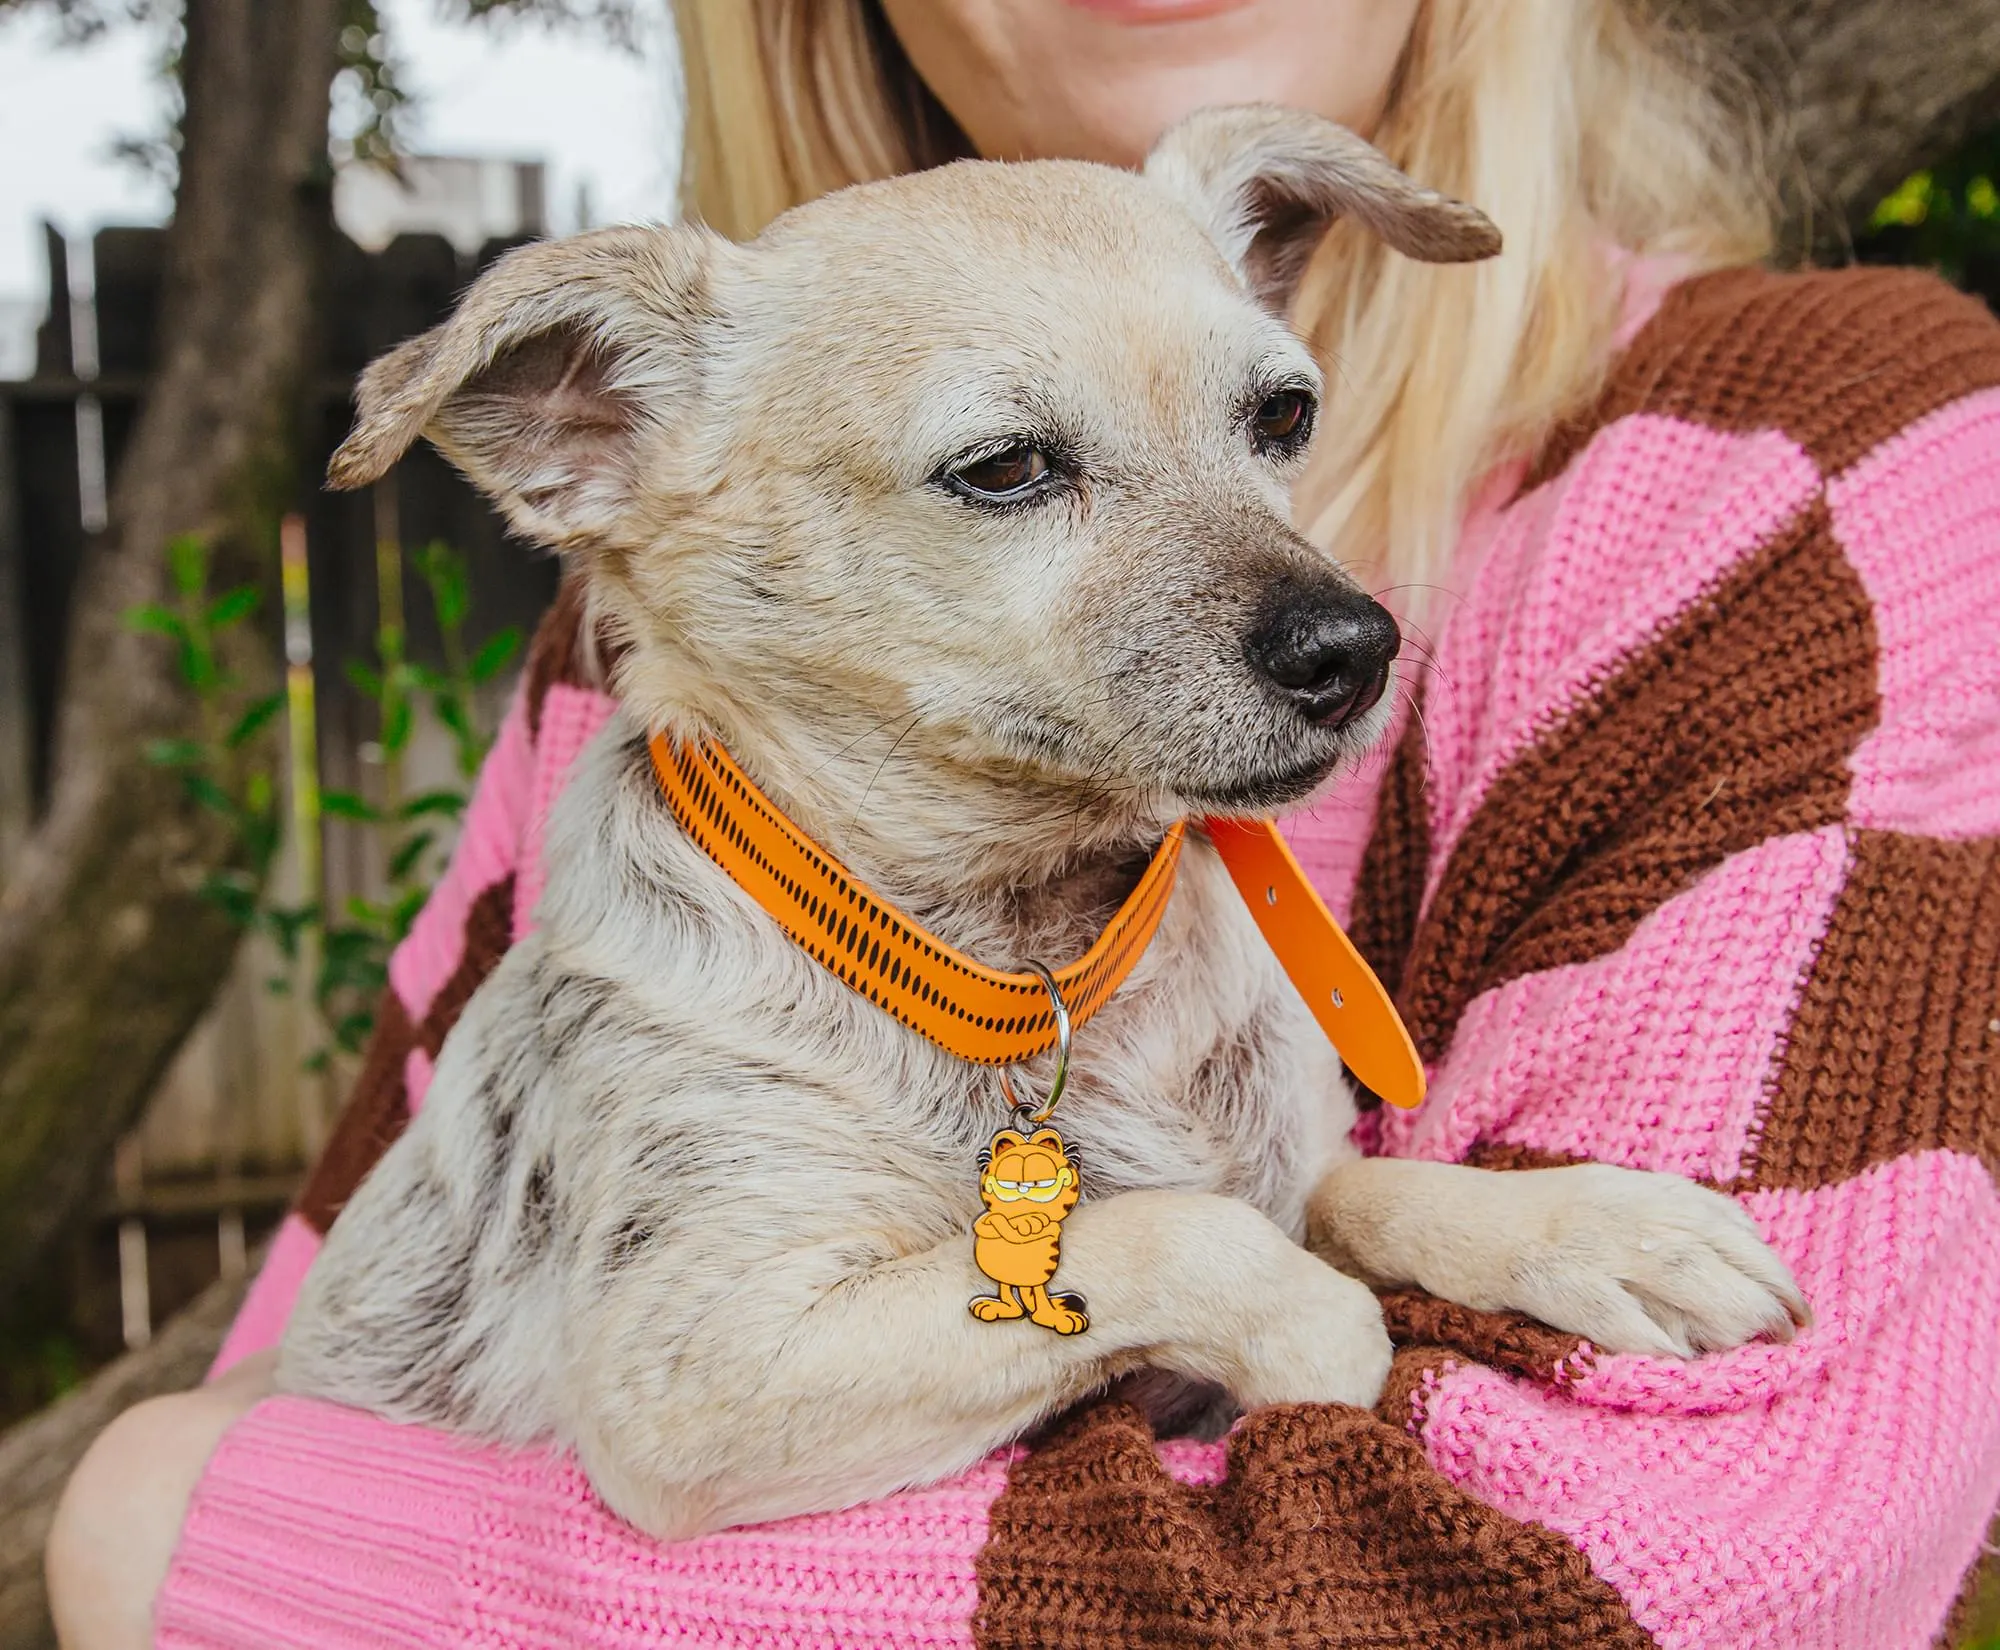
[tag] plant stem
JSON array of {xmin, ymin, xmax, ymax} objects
[{"xmin": 371, "ymin": 480, "xmax": 405, "ymax": 822}]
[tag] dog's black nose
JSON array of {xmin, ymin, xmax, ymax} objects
[{"xmin": 1244, "ymin": 584, "xmax": 1400, "ymax": 726}]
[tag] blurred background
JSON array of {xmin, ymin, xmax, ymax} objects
[
  {"xmin": 0, "ymin": 1, "xmax": 1994, "ymax": 1644},
  {"xmin": 0, "ymin": 0, "xmax": 681, "ymax": 1437}
]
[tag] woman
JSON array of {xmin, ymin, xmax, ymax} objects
[{"xmin": 49, "ymin": 2, "xmax": 2000, "ymax": 1646}]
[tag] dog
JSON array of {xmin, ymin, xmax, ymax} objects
[{"xmin": 282, "ymin": 105, "xmax": 1807, "ymax": 1540}]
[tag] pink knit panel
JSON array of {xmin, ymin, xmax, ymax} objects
[
  {"xmin": 515, "ymin": 684, "xmax": 618, "ymax": 938},
  {"xmin": 1414, "ymin": 1151, "xmax": 2000, "ymax": 1650},
  {"xmin": 1830, "ymin": 385, "xmax": 2000, "ymax": 838},
  {"xmin": 159, "ymin": 1399, "xmax": 484, "ymax": 1649},
  {"xmin": 161, "ymin": 1397, "xmax": 995, "ymax": 1649},
  {"xmin": 464, "ymin": 1448, "xmax": 994, "ymax": 1648},
  {"xmin": 207, "ymin": 1213, "xmax": 323, "ymax": 1378},
  {"xmin": 404, "ymin": 1044, "xmax": 436, "ymax": 1117},
  {"xmin": 1420, "ymin": 419, "xmax": 1821, "ymax": 911},
  {"xmin": 389, "ymin": 691, "xmax": 537, "ymax": 1024},
  {"xmin": 1374, "ymin": 827, "xmax": 1849, "ymax": 1183}
]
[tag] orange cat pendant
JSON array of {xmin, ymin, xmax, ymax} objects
[{"xmin": 968, "ymin": 1123, "xmax": 1088, "ymax": 1335}]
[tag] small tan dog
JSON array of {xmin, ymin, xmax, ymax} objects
[{"xmin": 282, "ymin": 106, "xmax": 1805, "ymax": 1540}]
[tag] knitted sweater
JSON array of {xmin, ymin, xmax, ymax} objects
[{"xmin": 158, "ymin": 263, "xmax": 2000, "ymax": 1650}]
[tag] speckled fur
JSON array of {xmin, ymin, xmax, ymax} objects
[{"xmin": 281, "ymin": 108, "xmax": 1805, "ymax": 1540}]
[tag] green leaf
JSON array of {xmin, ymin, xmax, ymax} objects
[
  {"xmin": 399, "ymin": 789, "xmax": 466, "ymax": 821},
  {"xmin": 320, "ymin": 789, "xmax": 381, "ymax": 822},
  {"xmin": 180, "ymin": 772, "xmax": 238, "ymax": 818},
  {"xmin": 319, "ymin": 937, "xmax": 389, "ymax": 997},
  {"xmin": 467, "ymin": 625, "xmax": 523, "ymax": 684},
  {"xmin": 404, "ymin": 662, "xmax": 449, "ymax": 694},
  {"xmin": 206, "ymin": 585, "xmax": 261, "ymax": 630},
  {"xmin": 333, "ymin": 1010, "xmax": 377, "ymax": 1053},
  {"xmin": 434, "ymin": 693, "xmax": 473, "ymax": 744},
  {"xmin": 125, "ymin": 602, "xmax": 186, "ymax": 640},
  {"xmin": 226, "ymin": 692, "xmax": 286, "ymax": 749},
  {"xmin": 167, "ymin": 534, "xmax": 208, "ymax": 598},
  {"xmin": 317, "ymin": 950, "xmax": 388, "ymax": 1003},
  {"xmin": 197, "ymin": 871, "xmax": 258, "ymax": 927},
  {"xmin": 380, "ymin": 695, "xmax": 414, "ymax": 754},
  {"xmin": 416, "ymin": 542, "xmax": 470, "ymax": 630},
  {"xmin": 344, "ymin": 660, "xmax": 385, "ymax": 699},
  {"xmin": 180, "ymin": 639, "xmax": 221, "ymax": 693},
  {"xmin": 386, "ymin": 829, "xmax": 434, "ymax": 881},
  {"xmin": 143, "ymin": 737, "xmax": 207, "ymax": 769},
  {"xmin": 261, "ymin": 902, "xmax": 319, "ymax": 957},
  {"xmin": 244, "ymin": 770, "xmax": 275, "ymax": 817},
  {"xmin": 388, "ymin": 884, "xmax": 429, "ymax": 940},
  {"xmin": 317, "ymin": 932, "xmax": 385, "ymax": 994},
  {"xmin": 302, "ymin": 1048, "xmax": 333, "ymax": 1075}
]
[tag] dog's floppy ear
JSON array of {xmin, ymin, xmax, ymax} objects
[
  {"xmin": 327, "ymin": 224, "xmax": 728, "ymax": 548},
  {"xmin": 1143, "ymin": 105, "xmax": 1501, "ymax": 315}
]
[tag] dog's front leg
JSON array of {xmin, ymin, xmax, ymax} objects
[
  {"xmin": 564, "ymin": 1189, "xmax": 1391, "ymax": 1539},
  {"xmin": 1307, "ymin": 1158, "xmax": 1809, "ymax": 1357}
]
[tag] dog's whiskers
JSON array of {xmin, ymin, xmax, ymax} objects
[{"xmin": 851, "ymin": 711, "xmax": 926, "ymax": 833}]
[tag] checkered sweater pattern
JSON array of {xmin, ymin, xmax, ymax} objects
[{"xmin": 157, "ymin": 262, "xmax": 2000, "ymax": 1650}]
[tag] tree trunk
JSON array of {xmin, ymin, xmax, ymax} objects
[
  {"xmin": 0, "ymin": 1268, "xmax": 250, "ymax": 1650},
  {"xmin": 0, "ymin": 0, "xmax": 340, "ymax": 1308},
  {"xmin": 1683, "ymin": 0, "xmax": 2000, "ymax": 251}
]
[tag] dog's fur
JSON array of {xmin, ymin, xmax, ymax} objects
[{"xmin": 282, "ymin": 107, "xmax": 1806, "ymax": 1540}]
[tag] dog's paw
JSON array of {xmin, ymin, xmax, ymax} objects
[
  {"xmin": 1233, "ymin": 1263, "xmax": 1394, "ymax": 1410},
  {"xmin": 1499, "ymin": 1164, "xmax": 1809, "ymax": 1358}
]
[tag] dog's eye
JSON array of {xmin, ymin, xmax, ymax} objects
[
  {"xmin": 945, "ymin": 443, "xmax": 1051, "ymax": 503},
  {"xmin": 1251, "ymin": 389, "xmax": 1315, "ymax": 453}
]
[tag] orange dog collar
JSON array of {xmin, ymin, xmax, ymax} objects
[
  {"xmin": 648, "ymin": 733, "xmax": 1425, "ymax": 1107},
  {"xmin": 650, "ymin": 734, "xmax": 1185, "ymax": 1066}
]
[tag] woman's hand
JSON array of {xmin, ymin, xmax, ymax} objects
[{"xmin": 45, "ymin": 1348, "xmax": 277, "ymax": 1650}]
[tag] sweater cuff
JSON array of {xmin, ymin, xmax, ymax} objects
[
  {"xmin": 156, "ymin": 1397, "xmax": 489, "ymax": 1647},
  {"xmin": 156, "ymin": 1394, "xmax": 1007, "ymax": 1648}
]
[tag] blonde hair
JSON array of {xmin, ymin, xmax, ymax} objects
[{"xmin": 672, "ymin": 0, "xmax": 1771, "ymax": 605}]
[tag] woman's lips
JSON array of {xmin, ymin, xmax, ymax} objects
[{"xmin": 1057, "ymin": 0, "xmax": 1261, "ymax": 21}]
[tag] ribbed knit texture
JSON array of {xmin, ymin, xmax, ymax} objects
[
  {"xmin": 157, "ymin": 1398, "xmax": 1002, "ymax": 1649},
  {"xmin": 173, "ymin": 261, "xmax": 2000, "ymax": 1648}
]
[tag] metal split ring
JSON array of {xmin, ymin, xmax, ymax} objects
[{"xmin": 998, "ymin": 960, "xmax": 1072, "ymax": 1125}]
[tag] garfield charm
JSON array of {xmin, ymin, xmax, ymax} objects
[{"xmin": 969, "ymin": 1124, "xmax": 1087, "ymax": 1334}]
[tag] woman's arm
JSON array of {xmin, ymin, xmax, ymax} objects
[
  {"xmin": 1281, "ymin": 264, "xmax": 2000, "ymax": 1646},
  {"xmin": 46, "ymin": 1352, "xmax": 276, "ymax": 1650}
]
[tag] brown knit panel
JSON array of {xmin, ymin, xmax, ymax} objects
[
  {"xmin": 1345, "ymin": 714, "xmax": 1432, "ymax": 995},
  {"xmin": 415, "ymin": 875, "xmax": 519, "ymax": 1060},
  {"xmin": 1374, "ymin": 1345, "xmax": 1456, "ymax": 1432},
  {"xmin": 1397, "ymin": 502, "xmax": 1874, "ymax": 1064},
  {"xmin": 294, "ymin": 876, "xmax": 518, "ymax": 1232},
  {"xmin": 297, "ymin": 990, "xmax": 416, "ymax": 1233},
  {"xmin": 1462, "ymin": 1140, "xmax": 1592, "ymax": 1173},
  {"xmin": 974, "ymin": 1401, "xmax": 1653, "ymax": 1650},
  {"xmin": 1530, "ymin": 265, "xmax": 2000, "ymax": 489},
  {"xmin": 523, "ymin": 575, "xmax": 590, "ymax": 735},
  {"xmin": 1745, "ymin": 833, "xmax": 2000, "ymax": 1192},
  {"xmin": 1379, "ymin": 1289, "xmax": 1586, "ymax": 1382}
]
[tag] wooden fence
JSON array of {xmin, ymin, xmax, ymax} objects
[{"xmin": 0, "ymin": 222, "xmax": 562, "ymax": 1351}]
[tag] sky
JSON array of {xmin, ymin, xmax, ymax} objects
[{"xmin": 0, "ymin": 0, "xmax": 683, "ymax": 325}]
